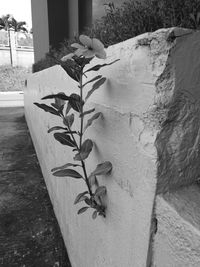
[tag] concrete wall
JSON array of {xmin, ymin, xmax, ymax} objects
[
  {"xmin": 25, "ymin": 28, "xmax": 200, "ymax": 266},
  {"xmin": 0, "ymin": 47, "xmax": 34, "ymax": 67}
]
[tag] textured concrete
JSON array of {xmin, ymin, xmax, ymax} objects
[
  {"xmin": 0, "ymin": 107, "xmax": 71, "ymax": 267},
  {"xmin": 25, "ymin": 28, "xmax": 200, "ymax": 266},
  {"xmin": 154, "ymin": 185, "xmax": 200, "ymax": 267}
]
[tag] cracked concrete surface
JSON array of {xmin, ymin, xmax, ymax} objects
[{"xmin": 0, "ymin": 107, "xmax": 71, "ymax": 267}]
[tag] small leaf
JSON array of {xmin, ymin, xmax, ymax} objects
[
  {"xmin": 85, "ymin": 59, "xmax": 119, "ymax": 73},
  {"xmin": 85, "ymin": 77, "xmax": 106, "ymax": 102},
  {"xmin": 51, "ymin": 163, "xmax": 80, "ymax": 172},
  {"xmin": 64, "ymin": 113, "xmax": 74, "ymax": 127},
  {"xmin": 54, "ymin": 132, "xmax": 76, "ymax": 147},
  {"xmin": 65, "ymin": 102, "xmax": 71, "ymax": 115},
  {"xmin": 84, "ymin": 112, "xmax": 102, "ymax": 131},
  {"xmin": 54, "ymin": 92, "xmax": 66, "ymax": 108},
  {"xmin": 77, "ymin": 206, "xmax": 89, "ymax": 214},
  {"xmin": 92, "ymin": 161, "xmax": 112, "ymax": 176},
  {"xmin": 53, "ymin": 169, "xmax": 83, "ymax": 178},
  {"xmin": 69, "ymin": 94, "xmax": 84, "ymax": 112},
  {"xmin": 94, "ymin": 186, "xmax": 107, "ymax": 197},
  {"xmin": 34, "ymin": 103, "xmax": 60, "ymax": 116},
  {"xmin": 92, "ymin": 210, "xmax": 98, "ymax": 219},
  {"xmin": 51, "ymin": 103, "xmax": 60, "ymax": 109},
  {"xmin": 85, "ymin": 198, "xmax": 92, "ymax": 206},
  {"xmin": 41, "ymin": 93, "xmax": 71, "ymax": 101},
  {"xmin": 82, "ymin": 75, "xmax": 102, "ymax": 88},
  {"xmin": 80, "ymin": 108, "xmax": 95, "ymax": 118},
  {"xmin": 61, "ymin": 60, "xmax": 81, "ymax": 82},
  {"xmin": 74, "ymin": 139, "xmax": 93, "ymax": 161},
  {"xmin": 88, "ymin": 174, "xmax": 97, "ymax": 186},
  {"xmin": 48, "ymin": 126, "xmax": 68, "ymax": 133},
  {"xmin": 74, "ymin": 191, "xmax": 89, "ymax": 204},
  {"xmin": 74, "ymin": 56, "xmax": 93, "ymax": 66}
]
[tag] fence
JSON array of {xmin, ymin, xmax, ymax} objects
[{"xmin": 0, "ymin": 30, "xmax": 34, "ymax": 67}]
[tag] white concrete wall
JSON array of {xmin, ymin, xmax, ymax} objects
[{"xmin": 24, "ymin": 28, "xmax": 200, "ymax": 266}]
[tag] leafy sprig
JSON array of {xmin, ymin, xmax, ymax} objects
[{"xmin": 34, "ymin": 35, "xmax": 117, "ymax": 219}]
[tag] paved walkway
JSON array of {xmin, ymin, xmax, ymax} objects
[{"xmin": 0, "ymin": 107, "xmax": 71, "ymax": 267}]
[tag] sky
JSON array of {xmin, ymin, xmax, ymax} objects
[{"xmin": 0, "ymin": 0, "xmax": 32, "ymax": 29}]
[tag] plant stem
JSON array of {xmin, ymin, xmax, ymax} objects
[
  {"xmin": 79, "ymin": 69, "xmax": 84, "ymax": 149},
  {"xmin": 81, "ymin": 160, "xmax": 93, "ymax": 196},
  {"xmin": 79, "ymin": 68, "xmax": 93, "ymax": 197}
]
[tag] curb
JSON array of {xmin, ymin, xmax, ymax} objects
[{"xmin": 0, "ymin": 91, "xmax": 24, "ymax": 107}]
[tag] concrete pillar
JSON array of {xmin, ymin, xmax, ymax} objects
[
  {"xmin": 31, "ymin": 0, "xmax": 49, "ymax": 62},
  {"xmin": 68, "ymin": 0, "xmax": 79, "ymax": 39},
  {"xmin": 79, "ymin": 0, "xmax": 92, "ymax": 33}
]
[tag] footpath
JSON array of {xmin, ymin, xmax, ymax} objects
[{"xmin": 0, "ymin": 106, "xmax": 71, "ymax": 267}]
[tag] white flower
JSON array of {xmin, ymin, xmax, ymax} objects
[
  {"xmin": 71, "ymin": 35, "xmax": 106, "ymax": 59},
  {"xmin": 61, "ymin": 53, "xmax": 74, "ymax": 62}
]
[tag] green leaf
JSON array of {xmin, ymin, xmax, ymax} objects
[
  {"xmin": 74, "ymin": 56, "xmax": 93, "ymax": 67},
  {"xmin": 88, "ymin": 174, "xmax": 97, "ymax": 187},
  {"xmin": 77, "ymin": 206, "xmax": 89, "ymax": 214},
  {"xmin": 54, "ymin": 132, "xmax": 76, "ymax": 147},
  {"xmin": 55, "ymin": 97, "xmax": 66, "ymax": 108},
  {"xmin": 80, "ymin": 108, "xmax": 95, "ymax": 118},
  {"xmin": 51, "ymin": 103, "xmax": 60, "ymax": 109},
  {"xmin": 61, "ymin": 60, "xmax": 81, "ymax": 82},
  {"xmin": 74, "ymin": 139, "xmax": 93, "ymax": 161},
  {"xmin": 92, "ymin": 210, "xmax": 98, "ymax": 219},
  {"xmin": 51, "ymin": 163, "xmax": 80, "ymax": 172},
  {"xmin": 94, "ymin": 186, "xmax": 107, "ymax": 197},
  {"xmin": 92, "ymin": 161, "xmax": 112, "ymax": 176},
  {"xmin": 65, "ymin": 102, "xmax": 71, "ymax": 115},
  {"xmin": 34, "ymin": 103, "xmax": 60, "ymax": 116},
  {"xmin": 84, "ymin": 112, "xmax": 102, "ymax": 131},
  {"xmin": 85, "ymin": 77, "xmax": 106, "ymax": 102},
  {"xmin": 53, "ymin": 169, "xmax": 83, "ymax": 178},
  {"xmin": 82, "ymin": 75, "xmax": 102, "ymax": 88},
  {"xmin": 85, "ymin": 198, "xmax": 92, "ymax": 206},
  {"xmin": 74, "ymin": 191, "xmax": 89, "ymax": 205},
  {"xmin": 41, "ymin": 93, "xmax": 71, "ymax": 101},
  {"xmin": 48, "ymin": 126, "xmax": 68, "ymax": 133},
  {"xmin": 64, "ymin": 113, "xmax": 74, "ymax": 127},
  {"xmin": 69, "ymin": 94, "xmax": 84, "ymax": 112},
  {"xmin": 85, "ymin": 59, "xmax": 119, "ymax": 73}
]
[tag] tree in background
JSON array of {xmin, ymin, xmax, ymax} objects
[{"xmin": 0, "ymin": 14, "xmax": 28, "ymax": 32}]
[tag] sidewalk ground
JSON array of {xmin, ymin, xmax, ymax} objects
[{"xmin": 0, "ymin": 107, "xmax": 71, "ymax": 267}]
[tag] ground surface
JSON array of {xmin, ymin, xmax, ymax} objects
[{"xmin": 0, "ymin": 107, "xmax": 71, "ymax": 267}]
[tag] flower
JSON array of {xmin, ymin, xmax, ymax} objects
[
  {"xmin": 71, "ymin": 35, "xmax": 106, "ymax": 59},
  {"xmin": 61, "ymin": 53, "xmax": 74, "ymax": 62}
]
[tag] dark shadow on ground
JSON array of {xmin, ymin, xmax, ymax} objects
[{"xmin": 0, "ymin": 107, "xmax": 71, "ymax": 267}]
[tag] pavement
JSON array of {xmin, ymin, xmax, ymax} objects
[
  {"xmin": 0, "ymin": 106, "xmax": 71, "ymax": 267},
  {"xmin": 0, "ymin": 91, "xmax": 24, "ymax": 107}
]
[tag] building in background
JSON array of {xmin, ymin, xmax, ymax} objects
[{"xmin": 31, "ymin": 0, "xmax": 126, "ymax": 62}]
